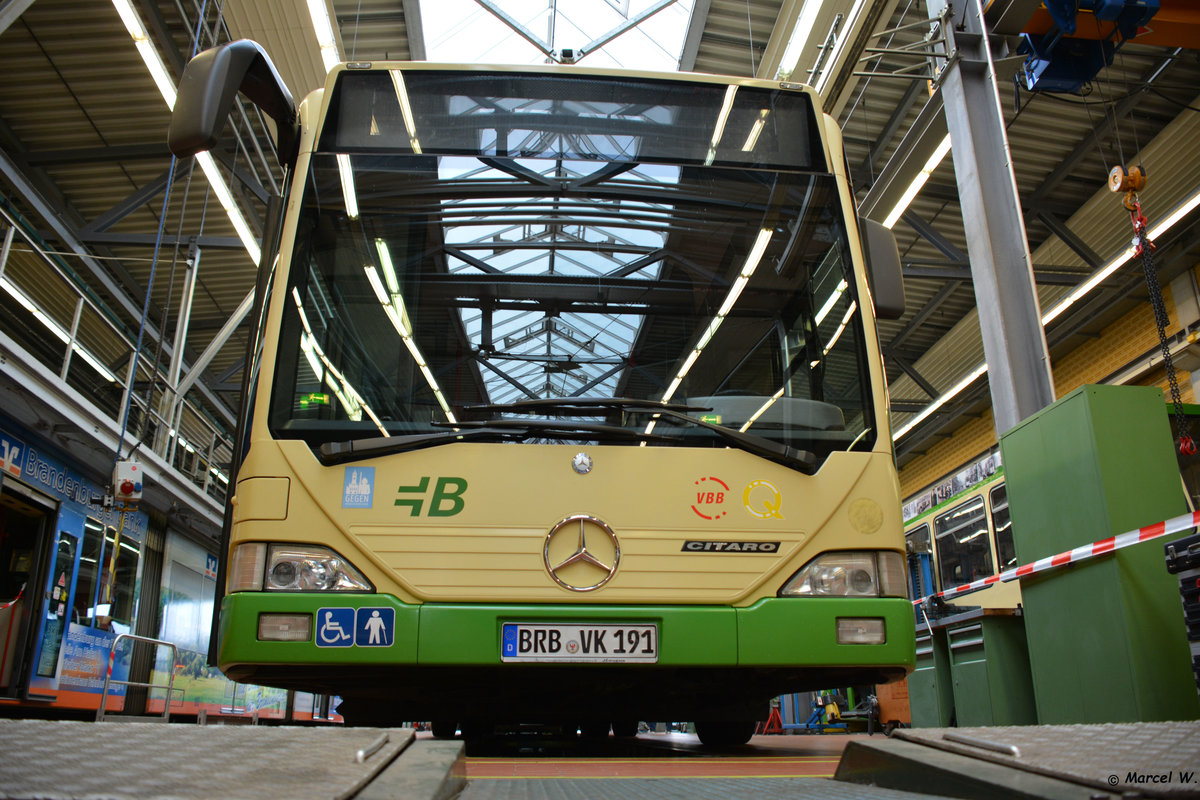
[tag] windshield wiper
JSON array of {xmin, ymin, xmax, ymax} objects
[
  {"xmin": 462, "ymin": 397, "xmax": 709, "ymax": 416},
  {"xmin": 465, "ymin": 396, "xmax": 818, "ymax": 474},
  {"xmin": 649, "ymin": 408, "xmax": 818, "ymax": 475},
  {"xmin": 432, "ymin": 418, "xmax": 678, "ymax": 444},
  {"xmin": 319, "ymin": 428, "xmax": 524, "ymax": 464},
  {"xmin": 318, "ymin": 418, "xmax": 675, "ymax": 465}
]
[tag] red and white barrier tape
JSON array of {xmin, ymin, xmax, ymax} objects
[
  {"xmin": 0, "ymin": 590, "xmax": 23, "ymax": 611},
  {"xmin": 913, "ymin": 508, "xmax": 1200, "ymax": 606}
]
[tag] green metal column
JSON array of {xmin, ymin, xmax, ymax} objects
[{"xmin": 999, "ymin": 384, "xmax": 1200, "ymax": 723}]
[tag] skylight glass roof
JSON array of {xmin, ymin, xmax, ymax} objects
[
  {"xmin": 415, "ymin": 2, "xmax": 695, "ymax": 405},
  {"xmin": 439, "ymin": 155, "xmax": 679, "ymax": 402},
  {"xmin": 421, "ymin": 0, "xmax": 695, "ymax": 72}
]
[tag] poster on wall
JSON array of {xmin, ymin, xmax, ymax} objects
[
  {"xmin": 151, "ymin": 533, "xmax": 287, "ymax": 718},
  {"xmin": 57, "ymin": 623, "xmax": 129, "ymax": 696},
  {"xmin": 34, "ymin": 531, "xmax": 78, "ymax": 679}
]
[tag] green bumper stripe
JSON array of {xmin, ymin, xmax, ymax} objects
[{"xmin": 219, "ymin": 593, "xmax": 915, "ymax": 670}]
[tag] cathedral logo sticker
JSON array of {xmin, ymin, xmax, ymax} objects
[{"xmin": 343, "ymin": 467, "xmax": 375, "ymax": 509}]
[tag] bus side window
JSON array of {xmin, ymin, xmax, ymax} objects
[
  {"xmin": 73, "ymin": 519, "xmax": 105, "ymax": 626},
  {"xmin": 105, "ymin": 527, "xmax": 140, "ymax": 633},
  {"xmin": 905, "ymin": 524, "xmax": 931, "ymax": 555},
  {"xmin": 933, "ymin": 496, "xmax": 994, "ymax": 590},
  {"xmin": 905, "ymin": 523, "xmax": 933, "ymax": 598},
  {"xmin": 990, "ymin": 484, "xmax": 1016, "ymax": 571}
]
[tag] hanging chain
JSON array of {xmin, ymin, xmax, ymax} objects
[{"xmin": 1114, "ymin": 164, "xmax": 1197, "ymax": 455}]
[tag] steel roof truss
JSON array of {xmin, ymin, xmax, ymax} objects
[{"xmin": 81, "ymin": 160, "xmax": 189, "ymax": 235}]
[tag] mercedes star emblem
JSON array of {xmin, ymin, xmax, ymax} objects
[
  {"xmin": 571, "ymin": 452, "xmax": 593, "ymax": 474},
  {"xmin": 544, "ymin": 514, "xmax": 620, "ymax": 592}
]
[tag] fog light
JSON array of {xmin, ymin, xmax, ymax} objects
[
  {"xmin": 837, "ymin": 617, "xmax": 885, "ymax": 644},
  {"xmin": 258, "ymin": 613, "xmax": 312, "ymax": 642}
]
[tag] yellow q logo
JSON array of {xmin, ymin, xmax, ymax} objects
[{"xmin": 744, "ymin": 480, "xmax": 784, "ymax": 520}]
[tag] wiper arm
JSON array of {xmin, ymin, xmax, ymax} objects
[
  {"xmin": 433, "ymin": 418, "xmax": 677, "ymax": 444},
  {"xmin": 463, "ymin": 397, "xmax": 709, "ymax": 416},
  {"xmin": 465, "ymin": 396, "xmax": 817, "ymax": 473},
  {"xmin": 318, "ymin": 427, "xmax": 525, "ymax": 464},
  {"xmin": 651, "ymin": 408, "xmax": 819, "ymax": 475},
  {"xmin": 319, "ymin": 417, "xmax": 676, "ymax": 464}
]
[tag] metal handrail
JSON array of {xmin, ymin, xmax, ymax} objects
[
  {"xmin": 96, "ymin": 632, "xmax": 182, "ymax": 722},
  {"xmin": 0, "ymin": 216, "xmax": 234, "ymax": 503}
]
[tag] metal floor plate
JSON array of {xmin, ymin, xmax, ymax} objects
[
  {"xmin": 0, "ymin": 720, "xmax": 413, "ymax": 800},
  {"xmin": 459, "ymin": 777, "xmax": 961, "ymax": 800},
  {"xmin": 894, "ymin": 722, "xmax": 1200, "ymax": 796}
]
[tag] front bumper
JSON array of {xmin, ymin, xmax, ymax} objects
[{"xmin": 218, "ymin": 592, "xmax": 916, "ymax": 671}]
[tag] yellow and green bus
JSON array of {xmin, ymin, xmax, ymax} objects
[
  {"xmin": 903, "ymin": 453, "xmax": 1021, "ymax": 610},
  {"xmin": 169, "ymin": 41, "xmax": 914, "ymax": 746}
]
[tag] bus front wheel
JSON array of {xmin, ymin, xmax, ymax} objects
[
  {"xmin": 694, "ymin": 720, "xmax": 756, "ymax": 747},
  {"xmin": 430, "ymin": 719, "xmax": 458, "ymax": 739}
]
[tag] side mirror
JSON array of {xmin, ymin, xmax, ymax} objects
[
  {"xmin": 168, "ymin": 40, "xmax": 299, "ymax": 168},
  {"xmin": 859, "ymin": 216, "xmax": 905, "ymax": 320}
]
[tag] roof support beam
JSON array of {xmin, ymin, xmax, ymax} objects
[
  {"xmin": 478, "ymin": 358, "xmax": 539, "ymax": 400},
  {"xmin": 904, "ymin": 261, "xmax": 1091, "ymax": 286},
  {"xmin": 81, "ymin": 161, "xmax": 188, "ymax": 235},
  {"xmin": 0, "ymin": 150, "xmax": 234, "ymax": 427},
  {"xmin": 23, "ymin": 143, "xmax": 172, "ymax": 166},
  {"xmin": 885, "ymin": 348, "xmax": 939, "ymax": 398},
  {"xmin": 72, "ymin": 232, "xmax": 245, "ymax": 249},
  {"xmin": 0, "ymin": 147, "xmax": 151, "ymax": 332},
  {"xmin": 577, "ymin": 0, "xmax": 679, "ymax": 62},
  {"xmin": 473, "ymin": 0, "xmax": 556, "ymax": 60},
  {"xmin": 0, "ymin": 0, "xmax": 33, "ymax": 36},
  {"xmin": 900, "ymin": 210, "xmax": 968, "ymax": 263},
  {"xmin": 858, "ymin": 88, "xmax": 946, "ymax": 221},
  {"xmin": 174, "ymin": 290, "xmax": 252, "ymax": 403},
  {"xmin": 445, "ymin": 246, "xmax": 504, "ymax": 275},
  {"xmin": 402, "ymin": 0, "xmax": 426, "ymax": 60},
  {"xmin": 610, "ymin": 249, "xmax": 665, "ymax": 278},
  {"xmin": 677, "ymin": 0, "xmax": 712, "ymax": 72},
  {"xmin": 887, "ymin": 278, "xmax": 961, "ymax": 351},
  {"xmin": 571, "ymin": 363, "xmax": 627, "ymax": 397},
  {"xmin": 211, "ymin": 148, "xmax": 271, "ymax": 206},
  {"xmin": 1030, "ymin": 48, "xmax": 1184, "ymax": 203},
  {"xmin": 858, "ymin": 78, "xmax": 925, "ymax": 182},
  {"xmin": 1034, "ymin": 210, "xmax": 1102, "ymax": 269}
]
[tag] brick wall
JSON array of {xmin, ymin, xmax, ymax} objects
[{"xmin": 898, "ymin": 281, "xmax": 1196, "ymax": 498}]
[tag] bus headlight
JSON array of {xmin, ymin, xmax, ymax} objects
[
  {"xmin": 778, "ymin": 551, "xmax": 906, "ymax": 597},
  {"xmin": 228, "ymin": 542, "xmax": 373, "ymax": 592}
]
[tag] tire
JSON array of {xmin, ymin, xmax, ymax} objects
[
  {"xmin": 579, "ymin": 720, "xmax": 610, "ymax": 738},
  {"xmin": 430, "ymin": 719, "xmax": 458, "ymax": 739},
  {"xmin": 611, "ymin": 720, "xmax": 639, "ymax": 738},
  {"xmin": 694, "ymin": 720, "xmax": 756, "ymax": 747}
]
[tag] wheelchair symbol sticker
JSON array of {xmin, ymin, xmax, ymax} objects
[{"xmin": 316, "ymin": 608, "xmax": 355, "ymax": 647}]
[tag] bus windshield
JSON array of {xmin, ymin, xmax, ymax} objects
[{"xmin": 269, "ymin": 69, "xmax": 876, "ymax": 469}]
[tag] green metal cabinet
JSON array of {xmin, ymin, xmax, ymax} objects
[
  {"xmin": 945, "ymin": 610, "xmax": 1036, "ymax": 727},
  {"xmin": 908, "ymin": 626, "xmax": 954, "ymax": 727},
  {"xmin": 1000, "ymin": 384, "xmax": 1200, "ymax": 723}
]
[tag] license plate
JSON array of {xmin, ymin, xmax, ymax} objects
[{"xmin": 500, "ymin": 622, "xmax": 658, "ymax": 663}]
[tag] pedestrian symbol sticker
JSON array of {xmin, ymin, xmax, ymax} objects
[
  {"xmin": 356, "ymin": 607, "xmax": 395, "ymax": 647},
  {"xmin": 316, "ymin": 608, "xmax": 355, "ymax": 647}
]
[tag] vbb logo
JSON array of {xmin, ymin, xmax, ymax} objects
[{"xmin": 691, "ymin": 476, "xmax": 729, "ymax": 520}]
